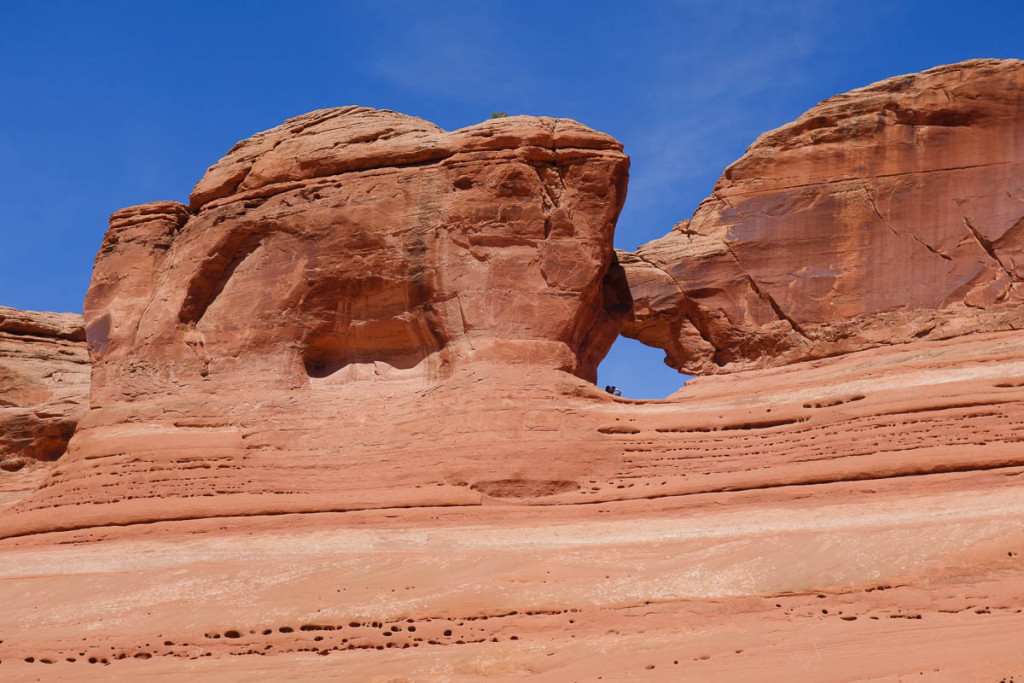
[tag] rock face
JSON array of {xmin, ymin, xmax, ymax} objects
[
  {"xmin": 619, "ymin": 58, "xmax": 1024, "ymax": 374},
  {"xmin": 2, "ymin": 61, "xmax": 1024, "ymax": 681},
  {"xmin": 0, "ymin": 108, "xmax": 630, "ymax": 538},
  {"xmin": 92, "ymin": 109, "xmax": 629, "ymax": 386},
  {"xmin": 91, "ymin": 109, "xmax": 628, "ymax": 389},
  {"xmin": 0, "ymin": 307, "xmax": 89, "ymax": 509}
]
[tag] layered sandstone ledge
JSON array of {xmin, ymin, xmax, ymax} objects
[
  {"xmin": 0, "ymin": 330, "xmax": 1022, "ymax": 679},
  {"xmin": 0, "ymin": 307, "xmax": 89, "ymax": 510}
]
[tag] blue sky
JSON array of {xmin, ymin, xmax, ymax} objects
[{"xmin": 2, "ymin": 1, "xmax": 1021, "ymax": 397}]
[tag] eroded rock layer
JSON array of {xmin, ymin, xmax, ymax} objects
[
  {"xmin": 1, "ymin": 331, "xmax": 1023, "ymax": 680},
  {"xmin": 620, "ymin": 58, "xmax": 1024, "ymax": 374},
  {"xmin": 0, "ymin": 307, "xmax": 89, "ymax": 510}
]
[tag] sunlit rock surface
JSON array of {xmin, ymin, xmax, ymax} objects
[
  {"xmin": 619, "ymin": 58, "xmax": 1024, "ymax": 374},
  {"xmin": 1, "ymin": 62, "xmax": 1023, "ymax": 681},
  {"xmin": 0, "ymin": 307, "xmax": 89, "ymax": 511},
  {"xmin": 2, "ymin": 108, "xmax": 631, "ymax": 539}
]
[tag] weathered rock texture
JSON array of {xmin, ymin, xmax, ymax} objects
[
  {"xmin": 0, "ymin": 108, "xmax": 630, "ymax": 538},
  {"xmin": 2, "ymin": 61, "xmax": 1024, "ymax": 681},
  {"xmin": 620, "ymin": 58, "xmax": 1024, "ymax": 374},
  {"xmin": 93, "ymin": 110, "xmax": 628, "ymax": 388},
  {"xmin": 1, "ymin": 330, "xmax": 1022, "ymax": 680},
  {"xmin": 0, "ymin": 307, "xmax": 89, "ymax": 510}
]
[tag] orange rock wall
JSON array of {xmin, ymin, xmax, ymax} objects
[
  {"xmin": 0, "ymin": 307, "xmax": 89, "ymax": 510},
  {"xmin": 2, "ymin": 109, "xmax": 630, "ymax": 538},
  {"xmin": 620, "ymin": 59, "xmax": 1024, "ymax": 374}
]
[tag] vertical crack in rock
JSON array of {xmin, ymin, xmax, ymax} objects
[
  {"xmin": 722, "ymin": 242, "xmax": 810, "ymax": 340},
  {"xmin": 746, "ymin": 273, "xmax": 810, "ymax": 339},
  {"xmin": 864, "ymin": 191, "xmax": 899, "ymax": 238},
  {"xmin": 865, "ymin": 190, "xmax": 953, "ymax": 262},
  {"xmin": 960, "ymin": 213, "xmax": 1021, "ymax": 281}
]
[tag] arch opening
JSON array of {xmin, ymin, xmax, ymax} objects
[{"xmin": 596, "ymin": 335, "xmax": 693, "ymax": 400}]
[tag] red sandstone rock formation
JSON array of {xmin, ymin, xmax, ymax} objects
[
  {"xmin": 1, "ymin": 61, "xmax": 1023, "ymax": 681},
  {"xmin": 0, "ymin": 108, "xmax": 630, "ymax": 539},
  {"xmin": 619, "ymin": 58, "xmax": 1024, "ymax": 374},
  {"xmin": 0, "ymin": 307, "xmax": 89, "ymax": 510},
  {"xmin": 95, "ymin": 109, "xmax": 628, "ymax": 390}
]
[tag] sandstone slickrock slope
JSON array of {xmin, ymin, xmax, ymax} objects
[
  {"xmin": 1, "ymin": 61, "xmax": 1023, "ymax": 681},
  {"xmin": 0, "ymin": 307, "xmax": 89, "ymax": 510},
  {"xmin": 2, "ymin": 331, "xmax": 1023, "ymax": 680},
  {"xmin": 619, "ymin": 58, "xmax": 1024, "ymax": 374}
]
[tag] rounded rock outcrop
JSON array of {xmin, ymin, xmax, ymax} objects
[{"xmin": 1, "ymin": 108, "xmax": 630, "ymax": 537}]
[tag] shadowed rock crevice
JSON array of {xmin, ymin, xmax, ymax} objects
[
  {"xmin": 471, "ymin": 479, "xmax": 580, "ymax": 499},
  {"xmin": 179, "ymin": 231, "xmax": 267, "ymax": 325}
]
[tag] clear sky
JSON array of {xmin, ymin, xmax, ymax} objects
[{"xmin": 2, "ymin": 1, "xmax": 1021, "ymax": 397}]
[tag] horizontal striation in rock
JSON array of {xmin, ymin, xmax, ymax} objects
[
  {"xmin": 0, "ymin": 307, "xmax": 90, "ymax": 510},
  {"xmin": 1, "ymin": 330, "xmax": 1023, "ymax": 680}
]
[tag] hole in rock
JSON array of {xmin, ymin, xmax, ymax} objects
[
  {"xmin": 597, "ymin": 336, "xmax": 692, "ymax": 399},
  {"xmin": 471, "ymin": 479, "xmax": 580, "ymax": 498},
  {"xmin": 304, "ymin": 341, "xmax": 431, "ymax": 379}
]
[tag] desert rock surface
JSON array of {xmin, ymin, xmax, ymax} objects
[
  {"xmin": 1, "ymin": 108, "xmax": 631, "ymax": 539},
  {"xmin": 619, "ymin": 59, "xmax": 1024, "ymax": 375},
  {"xmin": 0, "ymin": 307, "xmax": 89, "ymax": 511},
  {"xmin": 1, "ymin": 60, "xmax": 1023, "ymax": 681}
]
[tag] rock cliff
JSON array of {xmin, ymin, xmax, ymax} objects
[
  {"xmin": 0, "ymin": 307, "xmax": 89, "ymax": 510},
  {"xmin": 93, "ymin": 109, "xmax": 628, "ymax": 389},
  {"xmin": 619, "ymin": 58, "xmax": 1024, "ymax": 374}
]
